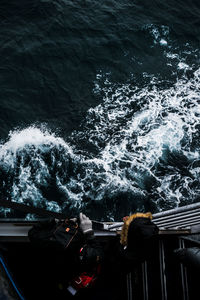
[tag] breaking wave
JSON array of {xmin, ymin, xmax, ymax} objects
[
  {"xmin": 1, "ymin": 24, "xmax": 200, "ymax": 221},
  {"xmin": 1, "ymin": 67, "xmax": 200, "ymax": 220}
]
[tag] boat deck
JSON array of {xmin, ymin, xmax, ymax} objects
[{"xmin": 0, "ymin": 202, "xmax": 199, "ymax": 299}]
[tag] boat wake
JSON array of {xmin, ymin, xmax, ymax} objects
[{"xmin": 1, "ymin": 25, "xmax": 200, "ymax": 220}]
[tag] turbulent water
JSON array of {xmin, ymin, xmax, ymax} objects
[{"xmin": 0, "ymin": 0, "xmax": 200, "ymax": 220}]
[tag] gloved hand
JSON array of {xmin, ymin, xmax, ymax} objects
[{"xmin": 79, "ymin": 213, "xmax": 93, "ymax": 235}]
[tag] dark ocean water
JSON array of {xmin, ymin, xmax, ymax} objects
[{"xmin": 0, "ymin": 0, "xmax": 200, "ymax": 221}]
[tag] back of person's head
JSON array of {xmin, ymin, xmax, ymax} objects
[
  {"xmin": 127, "ymin": 217, "xmax": 158, "ymax": 251},
  {"xmin": 120, "ymin": 212, "xmax": 159, "ymax": 258}
]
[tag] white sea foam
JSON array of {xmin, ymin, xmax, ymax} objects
[
  {"xmin": 86, "ymin": 67, "xmax": 200, "ymax": 210},
  {"xmin": 0, "ymin": 126, "xmax": 72, "ymax": 155},
  {"xmin": 145, "ymin": 24, "xmax": 169, "ymax": 46},
  {"xmin": 1, "ymin": 65, "xmax": 200, "ymax": 218},
  {"xmin": 160, "ymin": 39, "xmax": 168, "ymax": 46},
  {"xmin": 0, "ymin": 126, "xmax": 74, "ymax": 212},
  {"xmin": 1, "ymin": 29, "xmax": 200, "ymax": 218}
]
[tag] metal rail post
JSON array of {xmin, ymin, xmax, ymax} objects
[
  {"xmin": 127, "ymin": 272, "xmax": 133, "ymax": 300},
  {"xmin": 142, "ymin": 261, "xmax": 149, "ymax": 300},
  {"xmin": 179, "ymin": 239, "xmax": 189, "ymax": 300},
  {"xmin": 159, "ymin": 240, "xmax": 167, "ymax": 300}
]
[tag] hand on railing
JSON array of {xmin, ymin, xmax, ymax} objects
[{"xmin": 79, "ymin": 213, "xmax": 93, "ymax": 235}]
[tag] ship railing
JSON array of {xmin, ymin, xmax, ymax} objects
[{"xmin": 104, "ymin": 202, "xmax": 200, "ymax": 234}]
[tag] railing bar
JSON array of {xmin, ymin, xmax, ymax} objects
[
  {"xmin": 161, "ymin": 220, "xmax": 200, "ymax": 229},
  {"xmin": 159, "ymin": 240, "xmax": 167, "ymax": 300},
  {"xmin": 127, "ymin": 272, "xmax": 132, "ymax": 300},
  {"xmin": 179, "ymin": 239, "xmax": 189, "ymax": 300},
  {"xmin": 153, "ymin": 210, "xmax": 200, "ymax": 223},
  {"xmin": 142, "ymin": 261, "xmax": 149, "ymax": 300},
  {"xmin": 153, "ymin": 202, "xmax": 200, "ymax": 219},
  {"xmin": 154, "ymin": 216, "xmax": 200, "ymax": 226}
]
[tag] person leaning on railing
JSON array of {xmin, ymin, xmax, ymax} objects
[{"xmin": 77, "ymin": 212, "xmax": 159, "ymax": 300}]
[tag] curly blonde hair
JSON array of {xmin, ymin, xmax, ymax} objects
[{"xmin": 120, "ymin": 212, "xmax": 152, "ymax": 246}]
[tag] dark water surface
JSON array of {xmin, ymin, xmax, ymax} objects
[{"xmin": 0, "ymin": 0, "xmax": 200, "ymax": 220}]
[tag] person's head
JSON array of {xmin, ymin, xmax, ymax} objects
[{"xmin": 120, "ymin": 212, "xmax": 159, "ymax": 250}]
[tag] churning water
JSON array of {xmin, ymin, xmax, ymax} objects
[{"xmin": 0, "ymin": 1, "xmax": 200, "ymax": 220}]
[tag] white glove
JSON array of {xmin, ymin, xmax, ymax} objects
[{"xmin": 79, "ymin": 213, "xmax": 93, "ymax": 234}]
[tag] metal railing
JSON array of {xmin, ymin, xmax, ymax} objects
[{"xmin": 106, "ymin": 202, "xmax": 200, "ymax": 232}]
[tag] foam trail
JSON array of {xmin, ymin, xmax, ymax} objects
[
  {"xmin": 1, "ymin": 65, "xmax": 200, "ymax": 220},
  {"xmin": 74, "ymin": 67, "xmax": 200, "ymax": 214},
  {"xmin": 1, "ymin": 24, "xmax": 200, "ymax": 219}
]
